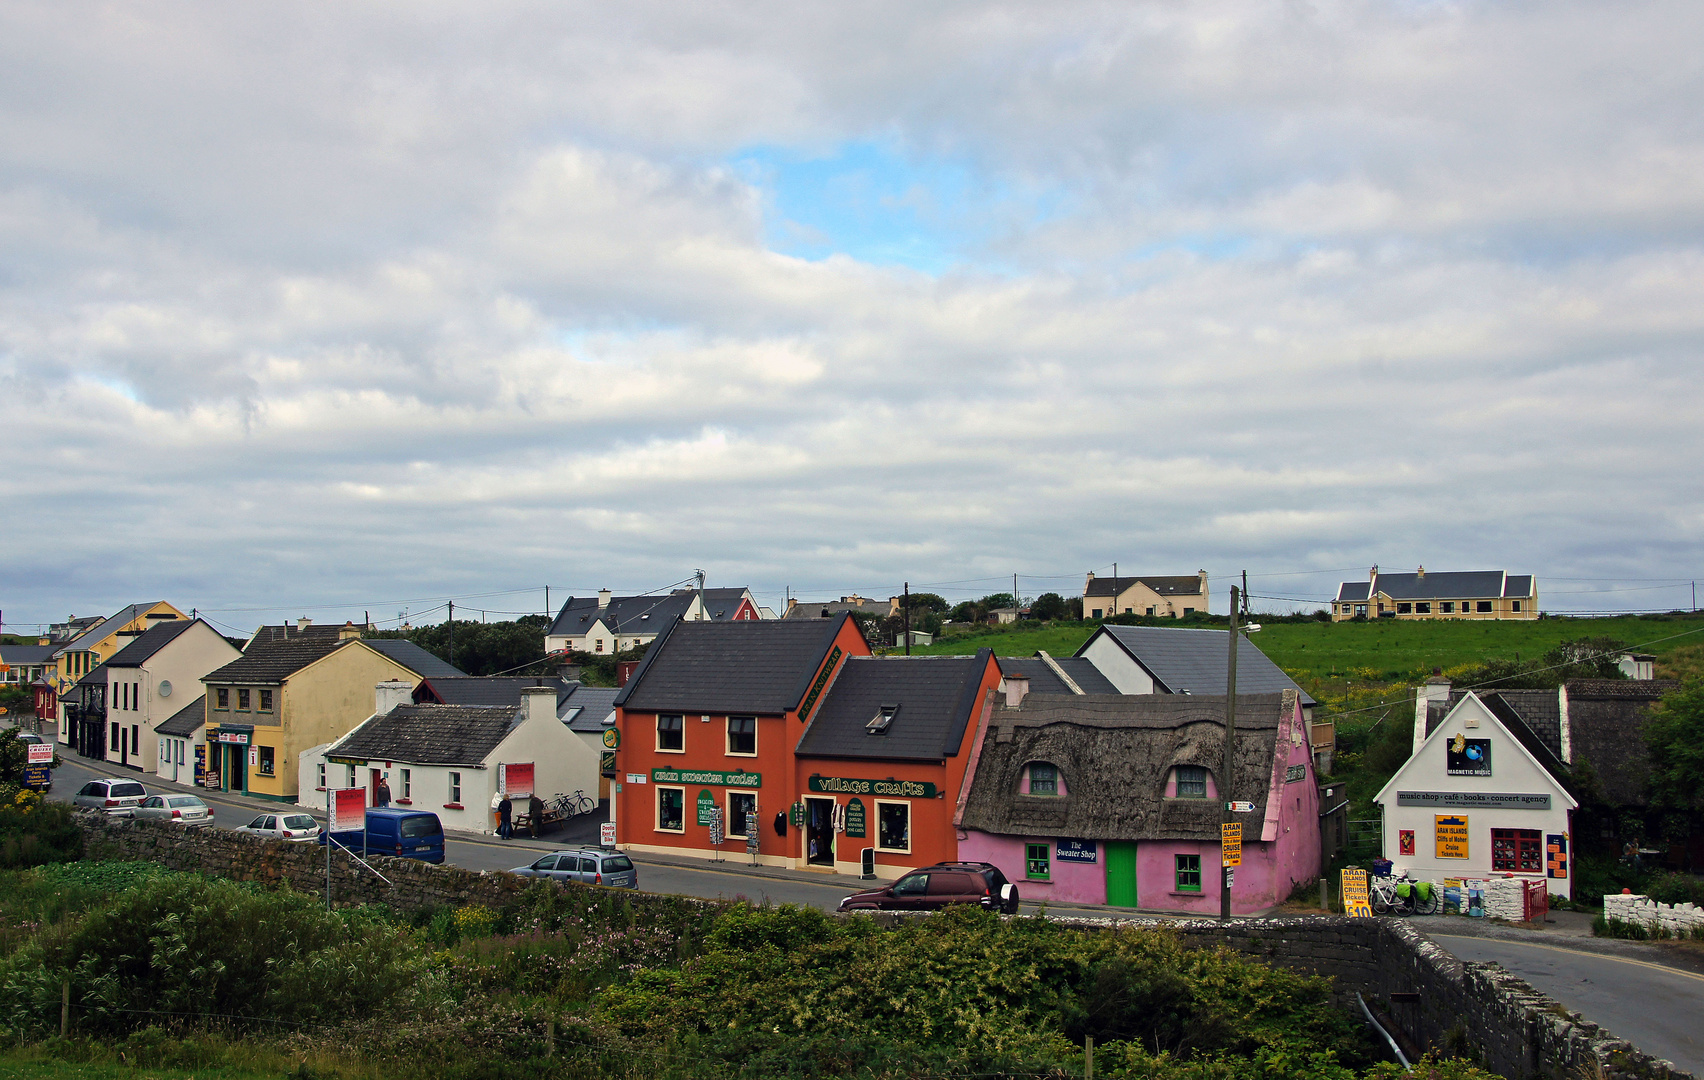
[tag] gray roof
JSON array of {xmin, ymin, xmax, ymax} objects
[
  {"xmin": 1425, "ymin": 688, "xmax": 1564, "ymax": 762},
  {"xmin": 1079, "ymin": 625, "xmax": 1316, "ymax": 706},
  {"xmin": 615, "ymin": 615, "xmax": 853, "ymax": 714},
  {"xmin": 783, "ymin": 597, "xmax": 892, "ymax": 619},
  {"xmin": 700, "ymin": 588, "xmax": 755, "ymax": 621},
  {"xmin": 1084, "ymin": 575, "xmax": 1203, "ymax": 598},
  {"xmin": 998, "ymin": 656, "xmax": 1119, "ymax": 695},
  {"xmin": 562, "ymin": 686, "xmax": 618, "ymax": 733},
  {"xmin": 1562, "ymin": 679, "xmax": 1677, "ymax": 806},
  {"xmin": 0, "ymin": 644, "xmax": 56, "ymax": 665},
  {"xmin": 333, "ymin": 703, "xmax": 522, "ymax": 766},
  {"xmin": 795, "ymin": 653, "xmax": 992, "ymax": 763},
  {"xmin": 361, "ymin": 639, "xmax": 465, "ymax": 678},
  {"xmin": 248, "ymin": 623, "xmax": 348, "ymax": 645},
  {"xmin": 548, "ymin": 592, "xmax": 698, "ymax": 638},
  {"xmin": 1334, "ymin": 582, "xmax": 1371, "ymax": 603},
  {"xmin": 155, "ymin": 695, "xmax": 207, "ymax": 738},
  {"xmin": 104, "ymin": 619, "xmax": 199, "ymax": 668},
  {"xmin": 959, "ymin": 691, "xmax": 1296, "ymax": 842},
  {"xmin": 204, "ymin": 635, "xmax": 353, "ymax": 685},
  {"xmin": 1371, "ymin": 571, "xmax": 1509, "ymax": 601},
  {"xmin": 418, "ymin": 675, "xmax": 571, "ymax": 708},
  {"xmin": 54, "ymin": 603, "xmax": 178, "ymax": 658},
  {"xmin": 1503, "ymin": 575, "xmax": 1535, "ymax": 599}
]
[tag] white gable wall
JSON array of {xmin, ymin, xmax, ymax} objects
[
  {"xmin": 1079, "ymin": 633, "xmax": 1157, "ymax": 694},
  {"xmin": 1375, "ymin": 693, "xmax": 1576, "ymax": 897}
]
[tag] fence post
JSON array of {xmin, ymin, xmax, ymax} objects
[
  {"xmin": 1085, "ymin": 1034, "xmax": 1094, "ymax": 1079},
  {"xmin": 60, "ymin": 979, "xmax": 68, "ymax": 1038},
  {"xmin": 1321, "ymin": 876, "xmax": 1331, "ymax": 912}
]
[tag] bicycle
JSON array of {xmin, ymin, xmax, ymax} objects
[
  {"xmin": 552, "ymin": 790, "xmax": 596, "ymax": 819},
  {"xmin": 1370, "ymin": 873, "xmax": 1439, "ymax": 916}
]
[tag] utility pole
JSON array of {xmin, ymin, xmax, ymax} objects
[
  {"xmin": 1221, "ymin": 582, "xmax": 1240, "ymax": 922},
  {"xmin": 447, "ymin": 601, "xmax": 454, "ymax": 668},
  {"xmin": 1113, "ymin": 562, "xmax": 1118, "ymax": 617},
  {"xmin": 904, "ymin": 582, "xmax": 911, "ymax": 655},
  {"xmin": 545, "ymin": 585, "xmax": 549, "ymax": 618}
]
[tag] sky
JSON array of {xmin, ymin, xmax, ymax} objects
[{"xmin": 3, "ymin": 1, "xmax": 1703, "ymax": 634}]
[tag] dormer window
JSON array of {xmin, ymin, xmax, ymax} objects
[
  {"xmin": 1020, "ymin": 762, "xmax": 1064, "ymax": 797},
  {"xmin": 866, "ymin": 704, "xmax": 898, "ymax": 735},
  {"xmin": 1174, "ymin": 765, "xmax": 1208, "ymax": 799}
]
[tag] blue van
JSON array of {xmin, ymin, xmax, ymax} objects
[{"xmin": 322, "ymin": 808, "xmax": 445, "ymax": 864}]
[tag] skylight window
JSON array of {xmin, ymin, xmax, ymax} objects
[{"xmin": 866, "ymin": 704, "xmax": 899, "ymax": 735}]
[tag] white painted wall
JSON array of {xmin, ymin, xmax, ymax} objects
[
  {"xmin": 1375, "ymin": 693, "xmax": 1576, "ymax": 897},
  {"xmin": 1078, "ymin": 633, "xmax": 1156, "ymax": 694},
  {"xmin": 111, "ymin": 622, "xmax": 240, "ymax": 774}
]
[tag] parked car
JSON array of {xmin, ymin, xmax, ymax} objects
[
  {"xmin": 838, "ymin": 861, "xmax": 1020, "ymax": 914},
  {"xmin": 234, "ymin": 811, "xmax": 320, "ymax": 841},
  {"xmin": 132, "ymin": 794, "xmax": 213, "ymax": 827},
  {"xmin": 70, "ymin": 778, "xmax": 148, "ymax": 815},
  {"xmin": 321, "ymin": 808, "xmax": 445, "ymax": 864},
  {"xmin": 509, "ymin": 849, "xmax": 638, "ymax": 889}
]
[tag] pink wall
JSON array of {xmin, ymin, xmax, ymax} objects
[{"xmin": 958, "ymin": 831, "xmax": 1106, "ymax": 905}]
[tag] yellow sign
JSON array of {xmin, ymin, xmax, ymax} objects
[
  {"xmin": 1341, "ymin": 867, "xmax": 1372, "ymax": 917},
  {"xmin": 1435, "ymin": 814, "xmax": 1470, "ymax": 859},
  {"xmin": 601, "ymin": 727, "xmax": 621, "ymax": 749},
  {"xmin": 1220, "ymin": 822, "xmax": 1242, "ymax": 867}
]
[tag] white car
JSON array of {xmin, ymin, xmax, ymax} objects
[
  {"xmin": 233, "ymin": 812, "xmax": 321, "ymax": 841},
  {"xmin": 70, "ymin": 778, "xmax": 148, "ymax": 815},
  {"xmin": 132, "ymin": 794, "xmax": 213, "ymax": 827}
]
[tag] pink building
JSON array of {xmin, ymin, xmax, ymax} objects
[{"xmin": 954, "ymin": 688, "xmax": 1319, "ymax": 914}]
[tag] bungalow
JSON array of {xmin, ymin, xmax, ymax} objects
[
  {"xmin": 1082, "ymin": 571, "xmax": 1208, "ymax": 620},
  {"xmin": 154, "ymin": 695, "xmax": 208, "ymax": 787},
  {"xmin": 956, "ymin": 688, "xmax": 1319, "ymax": 914},
  {"xmin": 102, "ymin": 619, "xmax": 240, "ymax": 773},
  {"xmin": 414, "ymin": 675, "xmax": 619, "ymax": 798},
  {"xmin": 1333, "ymin": 567, "xmax": 1537, "ymax": 622}
]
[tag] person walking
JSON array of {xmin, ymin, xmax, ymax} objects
[
  {"xmin": 497, "ymin": 794, "xmax": 513, "ymax": 840},
  {"xmin": 374, "ymin": 776, "xmax": 391, "ymax": 808}
]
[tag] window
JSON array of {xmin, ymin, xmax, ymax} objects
[
  {"xmin": 1025, "ymin": 842, "xmax": 1051, "ymax": 880},
  {"xmin": 1415, "ymin": 603, "xmax": 1431, "ymax": 614},
  {"xmin": 401, "ymin": 769, "xmax": 411, "ymax": 798},
  {"xmin": 258, "ymin": 689, "xmax": 273, "ymax": 712},
  {"xmin": 728, "ymin": 791, "xmax": 757, "ymax": 838},
  {"xmin": 216, "ymin": 688, "xmax": 229, "ymax": 709},
  {"xmin": 1027, "ymin": 762, "xmax": 1059, "ymax": 796},
  {"xmin": 178, "ymin": 742, "xmax": 185, "ymax": 764},
  {"xmin": 893, "ymin": 873, "xmax": 929, "ymax": 896},
  {"xmin": 727, "ymin": 715, "xmax": 756, "ymax": 755},
  {"xmin": 1477, "ymin": 601, "xmax": 1493, "ymax": 613},
  {"xmin": 1182, "ymin": 607, "xmax": 1195, "ymax": 616},
  {"xmin": 594, "ymin": 639, "xmax": 604, "ymax": 653},
  {"xmin": 657, "ymin": 787, "xmax": 684, "ymax": 832},
  {"xmin": 317, "ymin": 763, "xmax": 326, "ymax": 789},
  {"xmin": 1441, "ymin": 602, "xmax": 1454, "ymax": 613},
  {"xmin": 448, "ymin": 771, "xmax": 462, "ymax": 805},
  {"xmin": 1354, "ymin": 604, "xmax": 1367, "ymax": 617},
  {"xmin": 657, "ymin": 714, "xmax": 684, "ymax": 752},
  {"xmin": 866, "ymin": 705, "xmax": 898, "ymax": 735},
  {"xmin": 876, "ymin": 801, "xmax": 910, "ymax": 852},
  {"xmin": 1512, "ymin": 600, "xmax": 1523, "ymax": 612},
  {"xmin": 237, "ymin": 688, "xmax": 250, "ymax": 710},
  {"xmin": 1174, "ymin": 765, "xmax": 1207, "ymax": 799},
  {"xmin": 1146, "ymin": 607, "xmax": 1156, "ymax": 616},
  {"xmin": 110, "ymin": 722, "xmax": 119, "ymax": 747},
  {"xmin": 1397, "ymin": 603, "xmax": 1412, "ymax": 614},
  {"xmin": 1090, "ymin": 608, "xmax": 1102, "ymax": 619},
  {"xmin": 1492, "ymin": 829, "xmax": 1542, "ymax": 873},
  {"xmin": 346, "ymin": 764, "xmax": 357, "ymax": 787},
  {"xmin": 257, "ymin": 745, "xmax": 275, "ymax": 776},
  {"xmin": 1175, "ymin": 854, "xmax": 1202, "ymax": 892},
  {"xmin": 131, "ymin": 724, "xmax": 139, "ymax": 752}
]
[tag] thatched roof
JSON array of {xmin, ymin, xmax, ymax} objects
[
  {"xmin": 1564, "ymin": 679, "xmax": 1677, "ymax": 806},
  {"xmin": 958, "ymin": 690, "xmax": 1297, "ymax": 842}
]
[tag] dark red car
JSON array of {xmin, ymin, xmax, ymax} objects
[{"xmin": 838, "ymin": 861, "xmax": 1020, "ymax": 914}]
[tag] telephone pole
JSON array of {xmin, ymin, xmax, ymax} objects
[
  {"xmin": 446, "ymin": 601, "xmax": 454, "ymax": 668},
  {"xmin": 903, "ymin": 582, "xmax": 911, "ymax": 655},
  {"xmin": 1220, "ymin": 582, "xmax": 1240, "ymax": 922}
]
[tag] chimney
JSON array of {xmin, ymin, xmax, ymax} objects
[
  {"xmin": 1370, "ymin": 565, "xmax": 1378, "ymax": 583},
  {"xmin": 297, "ymin": 617, "xmax": 313, "ymax": 633},
  {"xmin": 785, "ymin": 597, "xmax": 798, "ymax": 615},
  {"xmin": 374, "ymin": 680, "xmax": 412, "ymax": 716},
  {"xmin": 1004, "ymin": 674, "xmax": 1030, "ymax": 709},
  {"xmin": 522, "ymin": 685, "xmax": 556, "ymax": 725},
  {"xmin": 597, "ymin": 589, "xmax": 612, "ymax": 609},
  {"xmin": 338, "ymin": 620, "xmax": 361, "ymax": 640},
  {"xmin": 1423, "ymin": 669, "xmax": 1450, "ymax": 703},
  {"xmin": 1416, "ymin": 565, "xmax": 1425, "ymax": 579}
]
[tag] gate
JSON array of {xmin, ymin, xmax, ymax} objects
[{"xmin": 1346, "ymin": 818, "xmax": 1383, "ymax": 859}]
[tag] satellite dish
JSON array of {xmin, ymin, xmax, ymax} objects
[{"xmin": 158, "ymin": 680, "xmax": 173, "ymax": 698}]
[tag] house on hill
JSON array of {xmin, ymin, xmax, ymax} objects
[
  {"xmin": 545, "ymin": 588, "xmax": 762, "ymax": 656},
  {"xmin": 1082, "ymin": 571, "xmax": 1208, "ymax": 620},
  {"xmin": 1333, "ymin": 567, "xmax": 1537, "ymax": 622}
]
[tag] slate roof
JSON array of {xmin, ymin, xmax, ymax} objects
[
  {"xmin": 795, "ymin": 652, "xmax": 992, "ymax": 763},
  {"xmin": 700, "ymin": 588, "xmax": 754, "ymax": 621},
  {"xmin": 104, "ymin": 619, "xmax": 198, "ymax": 668},
  {"xmin": 418, "ymin": 676, "xmax": 571, "ymax": 708},
  {"xmin": 615, "ymin": 615, "xmax": 854, "ymax": 714},
  {"xmin": 548, "ymin": 592, "xmax": 698, "ymax": 638},
  {"xmin": 361, "ymin": 639, "xmax": 465, "ymax": 677},
  {"xmin": 204, "ymin": 635, "xmax": 353, "ymax": 685},
  {"xmin": 783, "ymin": 597, "xmax": 892, "ymax": 619},
  {"xmin": 248, "ymin": 623, "xmax": 347, "ymax": 644},
  {"xmin": 75, "ymin": 664, "xmax": 108, "ymax": 689},
  {"xmin": 0, "ymin": 644, "xmax": 56, "ymax": 665},
  {"xmin": 332, "ymin": 704, "xmax": 522, "ymax": 766},
  {"xmin": 997, "ymin": 656, "xmax": 1119, "ymax": 696},
  {"xmin": 958, "ymin": 692, "xmax": 1295, "ymax": 842},
  {"xmin": 53, "ymin": 603, "xmax": 178, "ymax": 658},
  {"xmin": 1084, "ymin": 575, "xmax": 1204, "ymax": 598},
  {"xmin": 1503, "ymin": 575, "xmax": 1535, "ymax": 599},
  {"xmin": 1563, "ymin": 679, "xmax": 1677, "ymax": 806},
  {"xmin": 1424, "ymin": 688, "xmax": 1565, "ymax": 763},
  {"xmin": 561, "ymin": 686, "xmax": 618, "ymax": 733},
  {"xmin": 155, "ymin": 695, "xmax": 207, "ymax": 738},
  {"xmin": 1080, "ymin": 625, "xmax": 1316, "ymax": 706},
  {"xmin": 1334, "ymin": 582, "xmax": 1371, "ymax": 603}
]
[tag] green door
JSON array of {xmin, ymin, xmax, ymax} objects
[{"xmin": 1105, "ymin": 841, "xmax": 1138, "ymax": 908}]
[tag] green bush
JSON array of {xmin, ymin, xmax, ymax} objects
[{"xmin": 0, "ymin": 799, "xmax": 81, "ymax": 870}]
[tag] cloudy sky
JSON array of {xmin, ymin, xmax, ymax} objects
[{"xmin": 4, "ymin": 0, "xmax": 1703, "ymax": 632}]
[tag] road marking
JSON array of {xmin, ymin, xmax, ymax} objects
[{"xmin": 1431, "ymin": 933, "xmax": 1704, "ymax": 984}]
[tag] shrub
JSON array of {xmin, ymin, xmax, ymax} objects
[{"xmin": 0, "ymin": 799, "xmax": 82, "ymax": 869}]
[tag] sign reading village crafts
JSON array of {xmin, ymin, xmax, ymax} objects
[
  {"xmin": 1397, "ymin": 791, "xmax": 1549, "ymax": 810},
  {"xmin": 651, "ymin": 767, "xmax": 761, "ymax": 787},
  {"xmin": 808, "ymin": 776, "xmax": 937, "ymax": 799}
]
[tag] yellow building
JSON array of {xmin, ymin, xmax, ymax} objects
[
  {"xmin": 200, "ymin": 622, "xmax": 462, "ymax": 801},
  {"xmin": 52, "ymin": 602, "xmax": 189, "ymax": 754},
  {"xmin": 1332, "ymin": 568, "xmax": 1538, "ymax": 622},
  {"xmin": 1082, "ymin": 571, "xmax": 1208, "ymax": 620}
]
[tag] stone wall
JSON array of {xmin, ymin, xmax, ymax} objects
[
  {"xmin": 1604, "ymin": 893, "xmax": 1704, "ymax": 936},
  {"xmin": 77, "ymin": 816, "xmax": 1690, "ymax": 1080}
]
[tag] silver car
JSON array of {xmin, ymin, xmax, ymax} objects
[
  {"xmin": 510, "ymin": 849, "xmax": 638, "ymax": 888},
  {"xmin": 233, "ymin": 812, "xmax": 321, "ymax": 841},
  {"xmin": 132, "ymin": 794, "xmax": 213, "ymax": 827},
  {"xmin": 70, "ymin": 778, "xmax": 148, "ymax": 815}
]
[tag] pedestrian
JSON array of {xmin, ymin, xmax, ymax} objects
[
  {"xmin": 497, "ymin": 794, "xmax": 513, "ymax": 840},
  {"xmin": 375, "ymin": 776, "xmax": 391, "ymax": 808},
  {"xmin": 529, "ymin": 794, "xmax": 545, "ymax": 838}
]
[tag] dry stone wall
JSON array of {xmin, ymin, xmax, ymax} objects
[{"xmin": 1604, "ymin": 893, "xmax": 1704, "ymax": 936}]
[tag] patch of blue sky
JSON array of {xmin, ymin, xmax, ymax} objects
[{"xmin": 733, "ymin": 140, "xmax": 1068, "ymax": 275}]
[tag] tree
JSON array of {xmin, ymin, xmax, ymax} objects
[
  {"xmin": 1029, "ymin": 593, "xmax": 1069, "ymax": 621},
  {"xmin": 1646, "ymin": 682, "xmax": 1704, "ymax": 813},
  {"xmin": 1453, "ymin": 637, "xmax": 1629, "ymax": 691},
  {"xmin": 901, "ymin": 593, "xmax": 948, "ymax": 615}
]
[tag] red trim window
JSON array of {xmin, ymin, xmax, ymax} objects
[{"xmin": 1491, "ymin": 828, "xmax": 1542, "ymax": 873}]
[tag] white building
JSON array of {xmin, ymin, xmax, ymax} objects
[
  {"xmin": 1375, "ymin": 691, "xmax": 1576, "ymax": 898},
  {"xmin": 103, "ymin": 619, "xmax": 240, "ymax": 775}
]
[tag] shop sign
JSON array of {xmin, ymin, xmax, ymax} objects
[
  {"xmin": 1285, "ymin": 764, "xmax": 1306, "ymax": 783},
  {"xmin": 844, "ymin": 797, "xmax": 867, "ymax": 838},
  {"xmin": 1399, "ymin": 829, "xmax": 1416, "ymax": 856},
  {"xmin": 790, "ymin": 802, "xmax": 805, "ymax": 827},
  {"xmin": 1341, "ymin": 867, "xmax": 1372, "ymax": 917},
  {"xmin": 601, "ymin": 727, "xmax": 621, "ymax": 749},
  {"xmin": 652, "ymin": 767, "xmax": 762, "ymax": 788},
  {"xmin": 26, "ymin": 743, "xmax": 53, "ymax": 765},
  {"xmin": 1220, "ymin": 822, "xmax": 1242, "ymax": 867},
  {"xmin": 24, "ymin": 766, "xmax": 49, "ymax": 788},
  {"xmin": 194, "ymin": 744, "xmax": 205, "ymax": 786},
  {"xmin": 797, "ymin": 646, "xmax": 843, "ymax": 722},
  {"xmin": 500, "ymin": 762, "xmax": 535, "ymax": 799},
  {"xmin": 1056, "ymin": 838, "xmax": 1097, "ymax": 863},
  {"xmin": 599, "ymin": 821, "xmax": 616, "ymax": 846},
  {"xmin": 1445, "ymin": 735, "xmax": 1492, "ymax": 776},
  {"xmin": 807, "ymin": 775, "xmax": 937, "ymax": 799},
  {"xmin": 325, "ymin": 754, "xmax": 365, "ymax": 765},
  {"xmin": 1546, "ymin": 834, "xmax": 1569, "ymax": 879},
  {"xmin": 1397, "ymin": 790, "xmax": 1548, "ymax": 810},
  {"xmin": 626, "ymin": 773, "xmax": 647, "ymax": 785},
  {"xmin": 696, "ymin": 789, "xmax": 717, "ymax": 827},
  {"xmin": 1435, "ymin": 814, "xmax": 1470, "ymax": 859},
  {"xmin": 214, "ymin": 730, "xmax": 252, "ymax": 745},
  {"xmin": 599, "ymin": 751, "xmax": 617, "ymax": 777}
]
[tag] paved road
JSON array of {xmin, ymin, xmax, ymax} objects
[{"xmin": 1431, "ymin": 934, "xmax": 1704, "ymax": 1075}]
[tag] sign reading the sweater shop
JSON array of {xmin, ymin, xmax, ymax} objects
[
  {"xmin": 651, "ymin": 768, "xmax": 762, "ymax": 788},
  {"xmin": 1055, "ymin": 838, "xmax": 1098, "ymax": 863},
  {"xmin": 807, "ymin": 776, "xmax": 938, "ymax": 799},
  {"xmin": 1398, "ymin": 791, "xmax": 1550, "ymax": 810}
]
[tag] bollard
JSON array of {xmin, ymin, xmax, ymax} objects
[{"xmin": 1321, "ymin": 876, "xmax": 1331, "ymax": 912}]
